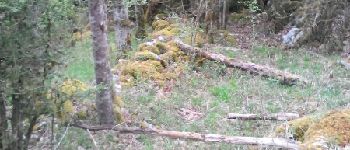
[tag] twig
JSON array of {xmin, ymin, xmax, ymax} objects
[
  {"xmin": 86, "ymin": 129, "xmax": 99, "ymax": 150},
  {"xmin": 54, "ymin": 123, "xmax": 70, "ymax": 150}
]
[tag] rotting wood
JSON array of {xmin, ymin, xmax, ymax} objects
[
  {"xmin": 174, "ymin": 39, "xmax": 307, "ymax": 85},
  {"xmin": 72, "ymin": 123, "xmax": 300, "ymax": 149},
  {"xmin": 227, "ymin": 113, "xmax": 300, "ymax": 121}
]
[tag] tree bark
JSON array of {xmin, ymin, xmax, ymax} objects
[
  {"xmin": 72, "ymin": 123, "xmax": 300, "ymax": 149},
  {"xmin": 0, "ymin": 79, "xmax": 7, "ymax": 149},
  {"xmin": 115, "ymin": 0, "xmax": 132, "ymax": 54},
  {"xmin": 228, "ymin": 113, "xmax": 300, "ymax": 121},
  {"xmin": 222, "ymin": 0, "xmax": 227, "ymax": 29},
  {"xmin": 89, "ymin": 0, "xmax": 115, "ymax": 125},
  {"xmin": 175, "ymin": 39, "xmax": 307, "ymax": 85}
]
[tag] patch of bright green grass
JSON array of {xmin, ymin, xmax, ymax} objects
[
  {"xmin": 209, "ymin": 79, "xmax": 237, "ymax": 103},
  {"xmin": 64, "ymin": 39, "xmax": 95, "ymax": 82}
]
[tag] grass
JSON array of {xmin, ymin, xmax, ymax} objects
[
  {"xmin": 64, "ymin": 38, "xmax": 95, "ymax": 82},
  {"xmin": 51, "ymin": 28, "xmax": 350, "ymax": 149}
]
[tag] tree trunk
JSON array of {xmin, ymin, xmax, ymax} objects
[
  {"xmin": 221, "ymin": 0, "xmax": 227, "ymax": 29},
  {"xmin": 135, "ymin": 5, "xmax": 146, "ymax": 38},
  {"xmin": 115, "ymin": 0, "xmax": 132, "ymax": 54},
  {"xmin": 10, "ymin": 79, "xmax": 24, "ymax": 150},
  {"xmin": 0, "ymin": 79, "xmax": 7, "ymax": 149},
  {"xmin": 89, "ymin": 0, "xmax": 115, "ymax": 125}
]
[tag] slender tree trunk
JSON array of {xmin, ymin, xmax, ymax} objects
[
  {"xmin": 10, "ymin": 79, "xmax": 24, "ymax": 150},
  {"xmin": 115, "ymin": 0, "xmax": 131, "ymax": 54},
  {"xmin": 89, "ymin": 0, "xmax": 115, "ymax": 125},
  {"xmin": 222, "ymin": 0, "xmax": 227, "ymax": 29},
  {"xmin": 0, "ymin": 79, "xmax": 7, "ymax": 149}
]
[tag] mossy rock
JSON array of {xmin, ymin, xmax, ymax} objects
[
  {"xmin": 302, "ymin": 109, "xmax": 350, "ymax": 148},
  {"xmin": 134, "ymin": 50, "xmax": 160, "ymax": 61},
  {"xmin": 152, "ymin": 19, "xmax": 170, "ymax": 31},
  {"xmin": 118, "ymin": 60, "xmax": 166, "ymax": 85},
  {"xmin": 275, "ymin": 109, "xmax": 350, "ymax": 149},
  {"xmin": 139, "ymin": 44, "xmax": 160, "ymax": 54},
  {"xmin": 152, "ymin": 25, "xmax": 181, "ymax": 37},
  {"xmin": 275, "ymin": 116, "xmax": 315, "ymax": 141}
]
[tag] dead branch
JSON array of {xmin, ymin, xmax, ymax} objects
[
  {"xmin": 72, "ymin": 123, "xmax": 299, "ymax": 149},
  {"xmin": 227, "ymin": 113, "xmax": 300, "ymax": 121},
  {"xmin": 175, "ymin": 39, "xmax": 307, "ymax": 85}
]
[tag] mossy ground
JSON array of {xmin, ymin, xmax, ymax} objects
[{"xmin": 34, "ymin": 17, "xmax": 350, "ymax": 149}]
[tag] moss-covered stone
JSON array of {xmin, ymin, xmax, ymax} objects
[
  {"xmin": 152, "ymin": 25, "xmax": 181, "ymax": 37},
  {"xmin": 302, "ymin": 109, "xmax": 350, "ymax": 148},
  {"xmin": 115, "ymin": 19, "xmax": 191, "ymax": 86},
  {"xmin": 275, "ymin": 116, "xmax": 315, "ymax": 141},
  {"xmin": 275, "ymin": 109, "xmax": 350, "ymax": 149},
  {"xmin": 118, "ymin": 60, "xmax": 165, "ymax": 85},
  {"xmin": 134, "ymin": 50, "xmax": 160, "ymax": 61},
  {"xmin": 139, "ymin": 43, "xmax": 160, "ymax": 54},
  {"xmin": 152, "ymin": 19, "xmax": 170, "ymax": 31}
]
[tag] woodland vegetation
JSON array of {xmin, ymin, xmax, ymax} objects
[{"xmin": 0, "ymin": 0, "xmax": 349, "ymax": 149}]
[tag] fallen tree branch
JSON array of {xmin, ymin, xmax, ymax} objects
[
  {"xmin": 72, "ymin": 123, "xmax": 299, "ymax": 149},
  {"xmin": 175, "ymin": 39, "xmax": 307, "ymax": 85},
  {"xmin": 228, "ymin": 113, "xmax": 300, "ymax": 121}
]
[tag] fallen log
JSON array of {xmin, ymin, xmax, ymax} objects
[
  {"xmin": 175, "ymin": 39, "xmax": 307, "ymax": 85},
  {"xmin": 72, "ymin": 123, "xmax": 299, "ymax": 149},
  {"xmin": 227, "ymin": 113, "xmax": 300, "ymax": 121}
]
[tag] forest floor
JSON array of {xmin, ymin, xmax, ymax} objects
[{"xmin": 34, "ymin": 16, "xmax": 350, "ymax": 150}]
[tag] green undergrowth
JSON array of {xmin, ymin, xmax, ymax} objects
[{"xmin": 55, "ymin": 27, "xmax": 349, "ymax": 149}]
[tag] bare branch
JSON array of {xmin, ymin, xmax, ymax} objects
[
  {"xmin": 227, "ymin": 113, "xmax": 300, "ymax": 121},
  {"xmin": 71, "ymin": 123, "xmax": 300, "ymax": 149}
]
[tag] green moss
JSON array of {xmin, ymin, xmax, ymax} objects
[
  {"xmin": 152, "ymin": 25, "xmax": 181, "ymax": 37},
  {"xmin": 139, "ymin": 44, "xmax": 160, "ymax": 54},
  {"xmin": 302, "ymin": 109, "xmax": 350, "ymax": 148},
  {"xmin": 60, "ymin": 79, "xmax": 88, "ymax": 97},
  {"xmin": 275, "ymin": 109, "xmax": 350, "ymax": 149},
  {"xmin": 134, "ymin": 50, "xmax": 160, "ymax": 61},
  {"xmin": 275, "ymin": 116, "xmax": 315, "ymax": 141},
  {"xmin": 152, "ymin": 19, "xmax": 171, "ymax": 31}
]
